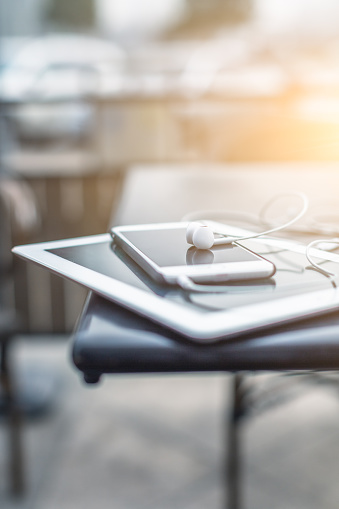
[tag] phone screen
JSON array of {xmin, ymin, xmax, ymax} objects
[{"xmin": 122, "ymin": 227, "xmax": 262, "ymax": 267}]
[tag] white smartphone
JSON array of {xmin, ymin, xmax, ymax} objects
[{"xmin": 111, "ymin": 222, "xmax": 276, "ymax": 285}]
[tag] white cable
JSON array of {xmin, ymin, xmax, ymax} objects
[
  {"xmin": 306, "ymin": 239, "xmax": 339, "ymax": 277},
  {"xmin": 231, "ymin": 191, "xmax": 309, "ymax": 243},
  {"xmin": 183, "ymin": 191, "xmax": 309, "ymax": 246},
  {"xmin": 179, "ymin": 191, "xmax": 309, "ymax": 292}
]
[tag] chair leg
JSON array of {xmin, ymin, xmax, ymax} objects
[
  {"xmin": 0, "ymin": 339, "xmax": 25, "ymax": 496},
  {"xmin": 226, "ymin": 373, "xmax": 245, "ymax": 509}
]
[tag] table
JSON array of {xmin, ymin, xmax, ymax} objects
[
  {"xmin": 74, "ymin": 292, "xmax": 339, "ymax": 380},
  {"xmin": 72, "ymin": 164, "xmax": 339, "ymax": 509}
]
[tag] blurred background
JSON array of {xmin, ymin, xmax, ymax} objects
[{"xmin": 2, "ymin": 1, "xmax": 339, "ymax": 508}]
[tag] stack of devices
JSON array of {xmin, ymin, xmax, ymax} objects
[{"xmin": 12, "ymin": 222, "xmax": 339, "ymax": 342}]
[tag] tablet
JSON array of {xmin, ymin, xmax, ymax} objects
[{"xmin": 12, "ymin": 222, "xmax": 339, "ymax": 342}]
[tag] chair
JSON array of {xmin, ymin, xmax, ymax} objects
[
  {"xmin": 0, "ymin": 187, "xmax": 24, "ymax": 495},
  {"xmin": 0, "ymin": 175, "xmax": 39, "ymax": 495}
]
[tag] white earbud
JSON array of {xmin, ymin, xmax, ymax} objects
[
  {"xmin": 186, "ymin": 222, "xmax": 215, "ymax": 249},
  {"xmin": 186, "ymin": 192, "xmax": 309, "ymax": 250},
  {"xmin": 186, "ymin": 222, "xmax": 235, "ymax": 249}
]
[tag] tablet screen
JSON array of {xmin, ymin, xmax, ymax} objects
[{"xmin": 48, "ymin": 238, "xmax": 337, "ymax": 311}]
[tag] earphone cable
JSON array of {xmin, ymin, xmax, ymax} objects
[{"xmin": 183, "ymin": 191, "xmax": 309, "ymax": 246}]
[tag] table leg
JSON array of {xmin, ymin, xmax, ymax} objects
[{"xmin": 226, "ymin": 372, "xmax": 245, "ymax": 509}]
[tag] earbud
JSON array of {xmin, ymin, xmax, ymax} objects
[
  {"xmin": 186, "ymin": 222, "xmax": 236, "ymax": 249},
  {"xmin": 186, "ymin": 222, "xmax": 215, "ymax": 249}
]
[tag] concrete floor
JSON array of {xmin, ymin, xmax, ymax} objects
[{"xmin": 1, "ymin": 336, "xmax": 339, "ymax": 509}]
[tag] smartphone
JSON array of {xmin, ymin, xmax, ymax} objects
[{"xmin": 111, "ymin": 222, "xmax": 276, "ymax": 285}]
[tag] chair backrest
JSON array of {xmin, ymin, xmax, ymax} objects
[{"xmin": 0, "ymin": 186, "xmax": 14, "ymax": 308}]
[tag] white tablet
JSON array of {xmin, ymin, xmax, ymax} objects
[{"xmin": 12, "ymin": 222, "xmax": 339, "ymax": 342}]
